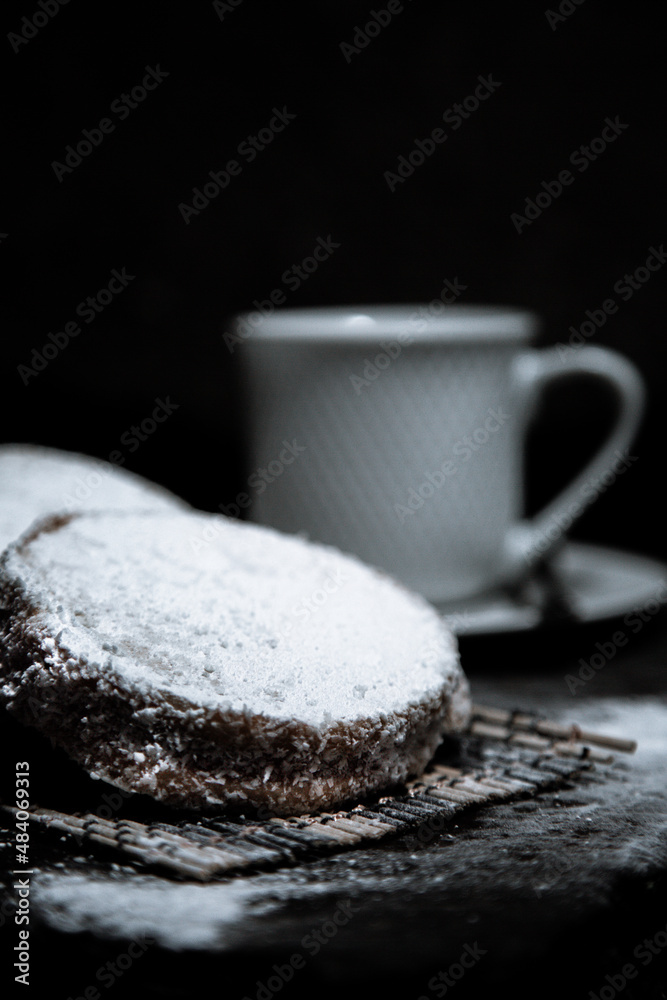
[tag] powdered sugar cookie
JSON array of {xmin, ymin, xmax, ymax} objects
[{"xmin": 0, "ymin": 509, "xmax": 470, "ymax": 815}]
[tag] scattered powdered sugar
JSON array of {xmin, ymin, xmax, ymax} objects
[
  {"xmin": 31, "ymin": 869, "xmax": 267, "ymax": 950},
  {"xmin": 31, "ymin": 862, "xmax": 375, "ymax": 951},
  {"xmin": 5, "ymin": 509, "xmax": 460, "ymax": 727}
]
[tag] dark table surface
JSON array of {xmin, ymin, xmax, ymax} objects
[{"xmin": 2, "ymin": 609, "xmax": 667, "ymax": 1000}]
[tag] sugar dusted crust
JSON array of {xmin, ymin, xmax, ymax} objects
[
  {"xmin": 0, "ymin": 443, "xmax": 186, "ymax": 554},
  {"xmin": 0, "ymin": 510, "xmax": 471, "ymax": 815}
]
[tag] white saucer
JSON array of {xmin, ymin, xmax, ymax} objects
[{"xmin": 436, "ymin": 542, "xmax": 667, "ymax": 636}]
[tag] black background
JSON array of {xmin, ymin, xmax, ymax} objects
[
  {"xmin": 2, "ymin": 0, "xmax": 665, "ymax": 557},
  {"xmin": 1, "ymin": 6, "xmax": 667, "ymax": 997}
]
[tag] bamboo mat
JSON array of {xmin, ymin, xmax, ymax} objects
[{"xmin": 1, "ymin": 704, "xmax": 636, "ymax": 882}]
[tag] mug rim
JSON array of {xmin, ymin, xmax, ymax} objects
[{"xmin": 231, "ymin": 304, "xmax": 540, "ymax": 343}]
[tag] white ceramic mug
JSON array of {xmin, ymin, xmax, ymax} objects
[{"xmin": 235, "ymin": 305, "xmax": 644, "ymax": 604}]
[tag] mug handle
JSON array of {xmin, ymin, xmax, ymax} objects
[{"xmin": 501, "ymin": 344, "xmax": 645, "ymax": 581}]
